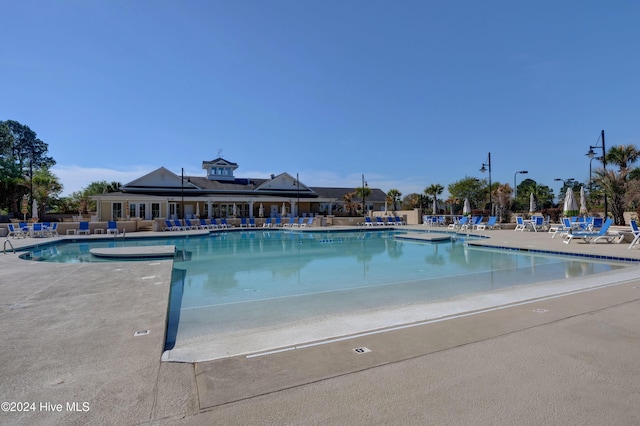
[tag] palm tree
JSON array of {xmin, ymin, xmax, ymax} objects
[
  {"xmin": 606, "ymin": 145, "xmax": 639, "ymax": 171},
  {"xmin": 387, "ymin": 189, "xmax": 402, "ymax": 211},
  {"xmin": 355, "ymin": 186, "xmax": 371, "ymax": 216},
  {"xmin": 424, "ymin": 184, "xmax": 444, "ymax": 215},
  {"xmin": 594, "ymin": 168, "xmax": 627, "ymax": 225}
]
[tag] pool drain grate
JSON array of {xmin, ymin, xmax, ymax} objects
[{"xmin": 352, "ymin": 347, "xmax": 371, "ymax": 354}]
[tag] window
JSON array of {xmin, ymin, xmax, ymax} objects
[
  {"xmin": 112, "ymin": 203, "xmax": 122, "ymax": 220},
  {"xmin": 152, "ymin": 203, "xmax": 160, "ymax": 219}
]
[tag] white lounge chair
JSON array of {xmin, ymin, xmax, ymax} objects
[{"xmin": 563, "ymin": 218, "xmax": 621, "ymax": 244}]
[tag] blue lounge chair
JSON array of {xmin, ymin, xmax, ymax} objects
[
  {"xmin": 107, "ymin": 221, "xmax": 118, "ymax": 234},
  {"xmin": 185, "ymin": 219, "xmax": 199, "ymax": 230},
  {"xmin": 78, "ymin": 221, "xmax": 91, "ymax": 235},
  {"xmin": 31, "ymin": 222, "xmax": 45, "ymax": 238},
  {"xmin": 163, "ymin": 220, "xmax": 176, "ymax": 231},
  {"xmin": 628, "ymin": 220, "xmax": 640, "ymax": 249},
  {"xmin": 375, "ymin": 217, "xmax": 385, "ymax": 226},
  {"xmin": 263, "ymin": 218, "xmax": 272, "ymax": 228},
  {"xmin": 386, "ymin": 216, "xmax": 397, "ymax": 226},
  {"xmin": 249, "ymin": 218, "xmax": 256, "ymax": 227},
  {"xmin": 240, "ymin": 217, "xmax": 247, "ymax": 227},
  {"xmin": 200, "ymin": 218, "xmax": 214, "ymax": 229},
  {"xmin": 301, "ymin": 216, "xmax": 314, "ymax": 227},
  {"xmin": 7, "ymin": 223, "xmax": 26, "ymax": 238},
  {"xmin": 172, "ymin": 219, "xmax": 185, "ymax": 230},
  {"xmin": 46, "ymin": 222, "xmax": 59, "ymax": 237},
  {"xmin": 364, "ymin": 217, "xmax": 374, "ymax": 227},
  {"xmin": 220, "ymin": 218, "xmax": 230, "ymax": 228},
  {"xmin": 563, "ymin": 218, "xmax": 620, "ymax": 244},
  {"xmin": 476, "ymin": 216, "xmax": 498, "ymax": 230},
  {"xmin": 274, "ymin": 217, "xmax": 282, "ymax": 227},
  {"xmin": 514, "ymin": 217, "xmax": 527, "ymax": 232}
]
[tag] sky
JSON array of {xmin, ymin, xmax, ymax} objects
[{"xmin": 2, "ymin": 1, "xmax": 640, "ymax": 200}]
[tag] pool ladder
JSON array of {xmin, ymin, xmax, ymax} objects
[{"xmin": 3, "ymin": 238, "xmax": 15, "ymax": 254}]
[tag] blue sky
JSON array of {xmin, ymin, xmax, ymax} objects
[{"xmin": 3, "ymin": 1, "xmax": 639, "ymax": 199}]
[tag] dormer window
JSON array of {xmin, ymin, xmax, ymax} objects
[{"xmin": 202, "ymin": 157, "xmax": 238, "ymax": 181}]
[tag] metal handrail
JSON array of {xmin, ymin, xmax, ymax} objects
[{"xmin": 3, "ymin": 239, "xmax": 15, "ymax": 254}]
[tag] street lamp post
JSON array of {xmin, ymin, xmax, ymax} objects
[
  {"xmin": 513, "ymin": 170, "xmax": 528, "ymax": 212},
  {"xmin": 361, "ymin": 174, "xmax": 368, "ymax": 217},
  {"xmin": 480, "ymin": 152, "xmax": 492, "ymax": 214},
  {"xmin": 586, "ymin": 130, "xmax": 607, "ymax": 218},
  {"xmin": 296, "ymin": 173, "xmax": 300, "ymax": 217},
  {"xmin": 181, "ymin": 167, "xmax": 184, "ymax": 220}
]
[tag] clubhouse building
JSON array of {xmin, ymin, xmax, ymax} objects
[{"xmin": 91, "ymin": 157, "xmax": 388, "ymax": 223}]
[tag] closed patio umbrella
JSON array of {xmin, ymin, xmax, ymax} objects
[
  {"xmin": 196, "ymin": 202, "xmax": 200, "ymax": 218},
  {"xmin": 579, "ymin": 186, "xmax": 588, "ymax": 216},
  {"xmin": 563, "ymin": 188, "xmax": 579, "ymax": 217},
  {"xmin": 463, "ymin": 198, "xmax": 471, "ymax": 215},
  {"xmin": 281, "ymin": 203, "xmax": 286, "ymax": 216},
  {"xmin": 32, "ymin": 198, "xmax": 38, "ymax": 219},
  {"xmin": 529, "ymin": 193, "xmax": 537, "ymax": 213},
  {"xmin": 259, "ymin": 203, "xmax": 264, "ymax": 218}
]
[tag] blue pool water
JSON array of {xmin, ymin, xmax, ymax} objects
[{"xmin": 23, "ymin": 229, "xmax": 631, "ymax": 360}]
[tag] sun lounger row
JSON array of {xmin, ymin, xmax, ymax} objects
[
  {"xmin": 163, "ymin": 218, "xmax": 233, "ymax": 231},
  {"xmin": 362, "ymin": 216, "xmax": 406, "ymax": 226}
]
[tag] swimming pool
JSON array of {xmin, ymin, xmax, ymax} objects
[{"xmin": 22, "ymin": 229, "xmax": 633, "ymax": 361}]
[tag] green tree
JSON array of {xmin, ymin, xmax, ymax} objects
[
  {"xmin": 355, "ymin": 185, "xmax": 371, "ymax": 215},
  {"xmin": 0, "ymin": 120, "xmax": 55, "ymax": 215},
  {"xmin": 387, "ymin": 188, "xmax": 402, "ymax": 211},
  {"xmin": 518, "ymin": 179, "xmax": 555, "ymax": 210},
  {"xmin": 401, "ymin": 193, "xmax": 422, "ymax": 210},
  {"xmin": 606, "ymin": 145, "xmax": 639, "ymax": 171},
  {"xmin": 32, "ymin": 168, "xmax": 63, "ymax": 218},
  {"xmin": 424, "ymin": 183, "xmax": 444, "ymax": 214},
  {"xmin": 448, "ymin": 177, "xmax": 485, "ymax": 213}
]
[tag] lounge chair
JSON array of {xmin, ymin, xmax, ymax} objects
[
  {"xmin": 531, "ymin": 216, "xmax": 546, "ymax": 232},
  {"xmin": 31, "ymin": 223, "xmax": 45, "ymax": 238},
  {"xmin": 550, "ymin": 218, "xmax": 573, "ymax": 238},
  {"xmin": 163, "ymin": 220, "xmax": 176, "ymax": 231},
  {"xmin": 183, "ymin": 219, "xmax": 198, "ymax": 230},
  {"xmin": 240, "ymin": 217, "xmax": 247, "ymax": 228},
  {"xmin": 172, "ymin": 219, "xmax": 186, "ymax": 230},
  {"xmin": 476, "ymin": 216, "xmax": 498, "ymax": 230},
  {"xmin": 78, "ymin": 221, "xmax": 91, "ymax": 235},
  {"xmin": 7, "ymin": 223, "xmax": 26, "ymax": 238},
  {"xmin": 375, "ymin": 217, "xmax": 386, "ymax": 226},
  {"xmin": 563, "ymin": 218, "xmax": 620, "ymax": 244},
  {"xmin": 283, "ymin": 217, "xmax": 295, "ymax": 227},
  {"xmin": 46, "ymin": 222, "xmax": 59, "ymax": 237},
  {"xmin": 386, "ymin": 216, "xmax": 397, "ymax": 226},
  {"xmin": 364, "ymin": 217, "xmax": 374, "ymax": 227},
  {"xmin": 274, "ymin": 217, "xmax": 282, "ymax": 227},
  {"xmin": 263, "ymin": 218, "xmax": 272, "ymax": 228},
  {"xmin": 628, "ymin": 220, "xmax": 640, "ymax": 249},
  {"xmin": 199, "ymin": 218, "xmax": 214, "ymax": 230},
  {"xmin": 448, "ymin": 216, "xmax": 466, "ymax": 229},
  {"xmin": 106, "ymin": 221, "xmax": 119, "ymax": 235},
  {"xmin": 249, "ymin": 218, "xmax": 256, "ymax": 227},
  {"xmin": 514, "ymin": 217, "xmax": 528, "ymax": 232},
  {"xmin": 301, "ymin": 216, "xmax": 314, "ymax": 227},
  {"xmin": 220, "ymin": 218, "xmax": 230, "ymax": 228}
]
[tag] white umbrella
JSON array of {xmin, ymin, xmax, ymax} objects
[
  {"xmin": 579, "ymin": 186, "xmax": 588, "ymax": 216},
  {"xmin": 563, "ymin": 188, "xmax": 579, "ymax": 217},
  {"xmin": 432, "ymin": 198, "xmax": 437, "ymax": 215},
  {"xmin": 529, "ymin": 192, "xmax": 537, "ymax": 213},
  {"xmin": 463, "ymin": 198, "xmax": 471, "ymax": 215},
  {"xmin": 232, "ymin": 204, "xmax": 237, "ymax": 217},
  {"xmin": 281, "ymin": 203, "xmax": 286, "ymax": 216},
  {"xmin": 196, "ymin": 202, "xmax": 200, "ymax": 218},
  {"xmin": 259, "ymin": 203, "xmax": 264, "ymax": 218},
  {"xmin": 32, "ymin": 198, "xmax": 38, "ymax": 219}
]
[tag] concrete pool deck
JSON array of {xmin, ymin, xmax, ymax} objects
[{"xmin": 1, "ymin": 226, "xmax": 640, "ymax": 425}]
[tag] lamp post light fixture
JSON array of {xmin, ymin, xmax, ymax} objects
[
  {"xmin": 513, "ymin": 170, "xmax": 528, "ymax": 211},
  {"xmin": 586, "ymin": 130, "xmax": 607, "ymax": 218},
  {"xmin": 296, "ymin": 173, "xmax": 300, "ymax": 217},
  {"xmin": 361, "ymin": 174, "xmax": 368, "ymax": 217},
  {"xmin": 479, "ymin": 152, "xmax": 492, "ymax": 214}
]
